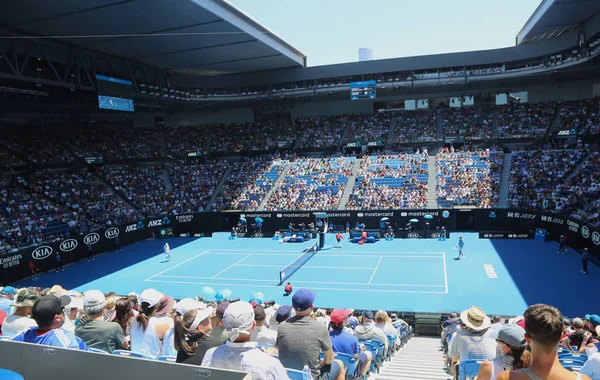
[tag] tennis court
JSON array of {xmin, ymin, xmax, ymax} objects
[{"xmin": 15, "ymin": 232, "xmax": 598, "ymax": 316}]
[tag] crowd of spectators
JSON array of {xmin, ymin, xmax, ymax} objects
[
  {"xmin": 214, "ymin": 157, "xmax": 285, "ymax": 211},
  {"xmin": 345, "ymin": 152, "xmax": 428, "ymax": 209},
  {"xmin": 165, "ymin": 125, "xmax": 211, "ymax": 158},
  {"xmin": 2, "ymin": 128, "xmax": 75, "ymax": 165},
  {"xmin": 168, "ymin": 162, "xmax": 229, "ymax": 214},
  {"xmin": 564, "ymin": 152, "xmax": 600, "ymax": 227},
  {"xmin": 0, "ymin": 285, "xmax": 414, "ymax": 380},
  {"xmin": 508, "ymin": 149, "xmax": 585, "ymax": 210},
  {"xmin": 0, "ymin": 176, "xmax": 75, "ymax": 255},
  {"xmin": 496, "ymin": 102, "xmax": 555, "ymax": 138},
  {"xmin": 29, "ymin": 170, "xmax": 141, "ymax": 233},
  {"xmin": 103, "ymin": 166, "xmax": 167, "ymax": 218},
  {"xmin": 559, "ymin": 98, "xmax": 600, "ymax": 136},
  {"xmin": 441, "ymin": 107, "xmax": 494, "ymax": 139},
  {"xmin": 0, "ymin": 148, "xmax": 27, "ymax": 173},
  {"xmin": 437, "ymin": 147, "xmax": 503, "ymax": 208},
  {"xmin": 264, "ymin": 156, "xmax": 355, "ymax": 211},
  {"xmin": 297, "ymin": 117, "xmax": 346, "ymax": 149},
  {"xmin": 393, "ymin": 110, "xmax": 438, "ymax": 143},
  {"xmin": 342, "ymin": 114, "xmax": 391, "ymax": 144}
]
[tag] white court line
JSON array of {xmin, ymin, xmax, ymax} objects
[
  {"xmin": 443, "ymin": 251, "xmax": 449, "ymax": 293},
  {"xmin": 236, "ymin": 264, "xmax": 377, "ymax": 270},
  {"xmin": 202, "ymin": 253, "xmax": 443, "ymax": 259},
  {"xmin": 368, "ymin": 256, "xmax": 383, "ymax": 284},
  {"xmin": 207, "ymin": 249, "xmax": 445, "ymax": 255},
  {"xmin": 211, "ymin": 254, "xmax": 252, "ymax": 279},
  {"xmin": 145, "ymin": 279, "xmax": 447, "ymax": 294},
  {"xmin": 144, "ymin": 249, "xmax": 212, "ymax": 281},
  {"xmin": 155, "ymin": 275, "xmax": 445, "ymax": 287}
]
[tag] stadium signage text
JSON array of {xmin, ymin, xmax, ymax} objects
[
  {"xmin": 105, "ymin": 227, "xmax": 120, "ymax": 239},
  {"xmin": 31, "ymin": 246, "xmax": 53, "ymax": 260},
  {"xmin": 1, "ymin": 253, "xmax": 22, "ymax": 269},
  {"xmin": 175, "ymin": 215, "xmax": 194, "ymax": 223},
  {"xmin": 59, "ymin": 239, "xmax": 78, "ymax": 252},
  {"xmin": 84, "ymin": 233, "xmax": 100, "ymax": 245},
  {"xmin": 567, "ymin": 220, "xmax": 580, "ymax": 233},
  {"xmin": 240, "ymin": 213, "xmax": 271, "ymax": 219},
  {"xmin": 148, "ymin": 217, "xmax": 170, "ymax": 227}
]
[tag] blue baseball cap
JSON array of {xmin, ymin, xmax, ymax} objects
[
  {"xmin": 348, "ymin": 316, "xmax": 359, "ymax": 329},
  {"xmin": 292, "ymin": 289, "xmax": 315, "ymax": 311},
  {"xmin": 275, "ymin": 305, "xmax": 294, "ymax": 323},
  {"xmin": 362, "ymin": 310, "xmax": 374, "ymax": 319},
  {"xmin": 1, "ymin": 286, "xmax": 16, "ymax": 295},
  {"xmin": 586, "ymin": 314, "xmax": 600, "ymax": 326}
]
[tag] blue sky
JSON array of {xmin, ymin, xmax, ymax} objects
[{"xmin": 227, "ymin": 0, "xmax": 542, "ymax": 67}]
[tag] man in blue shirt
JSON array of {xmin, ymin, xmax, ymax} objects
[
  {"xmin": 12, "ymin": 295, "xmax": 89, "ymax": 350},
  {"xmin": 454, "ymin": 236, "xmax": 465, "ymax": 260}
]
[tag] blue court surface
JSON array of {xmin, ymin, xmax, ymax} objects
[{"xmin": 16, "ymin": 232, "xmax": 595, "ymax": 317}]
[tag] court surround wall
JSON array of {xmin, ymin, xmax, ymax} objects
[{"xmin": 1, "ymin": 208, "xmax": 598, "ymax": 285}]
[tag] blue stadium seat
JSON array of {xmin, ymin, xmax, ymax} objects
[
  {"xmin": 286, "ymin": 368, "xmax": 305, "ymax": 380},
  {"xmin": 459, "ymin": 360, "xmax": 483, "ymax": 380}
]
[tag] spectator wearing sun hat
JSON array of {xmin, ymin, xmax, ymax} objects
[
  {"xmin": 171, "ymin": 298, "xmax": 220, "ymax": 365},
  {"xmin": 2, "ymin": 287, "xmax": 38, "ymax": 338},
  {"xmin": 12, "ymin": 294, "xmax": 89, "ymax": 351},
  {"xmin": 276, "ymin": 289, "xmax": 345, "ymax": 380},
  {"xmin": 130, "ymin": 288, "xmax": 173, "ymax": 358},
  {"xmin": 448, "ymin": 306, "xmax": 496, "ymax": 377},
  {"xmin": 201, "ymin": 301, "xmax": 288, "ymax": 380},
  {"xmin": 329, "ymin": 308, "xmax": 372, "ymax": 377},
  {"xmin": 75, "ymin": 290, "xmax": 128, "ymax": 353},
  {"xmin": 476, "ymin": 324, "xmax": 531, "ymax": 380}
]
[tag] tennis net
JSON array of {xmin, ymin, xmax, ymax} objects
[{"xmin": 279, "ymin": 242, "xmax": 319, "ymax": 284}]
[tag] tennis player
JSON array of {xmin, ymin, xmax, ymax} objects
[
  {"xmin": 164, "ymin": 242, "xmax": 171, "ymax": 262},
  {"xmin": 335, "ymin": 232, "xmax": 343, "ymax": 248},
  {"xmin": 454, "ymin": 236, "xmax": 464, "ymax": 260}
]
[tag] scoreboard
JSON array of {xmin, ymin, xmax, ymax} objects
[{"xmin": 350, "ymin": 80, "xmax": 376, "ymax": 100}]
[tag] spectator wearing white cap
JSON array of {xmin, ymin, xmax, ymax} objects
[
  {"xmin": 476, "ymin": 324, "xmax": 531, "ymax": 380},
  {"xmin": 201, "ymin": 301, "xmax": 288, "ymax": 380},
  {"xmin": 172, "ymin": 298, "xmax": 220, "ymax": 364},
  {"xmin": 130, "ymin": 288, "xmax": 172, "ymax": 358},
  {"xmin": 2, "ymin": 287, "xmax": 38, "ymax": 338},
  {"xmin": 61, "ymin": 294, "xmax": 83, "ymax": 334},
  {"xmin": 449, "ymin": 306, "xmax": 497, "ymax": 378},
  {"xmin": 75, "ymin": 290, "xmax": 128, "ymax": 353}
]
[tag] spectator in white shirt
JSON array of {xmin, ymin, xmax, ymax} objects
[
  {"xmin": 580, "ymin": 352, "xmax": 600, "ymax": 380},
  {"xmin": 250, "ymin": 305, "xmax": 277, "ymax": 347},
  {"xmin": 2, "ymin": 287, "xmax": 38, "ymax": 338},
  {"xmin": 201, "ymin": 301, "xmax": 288, "ymax": 380}
]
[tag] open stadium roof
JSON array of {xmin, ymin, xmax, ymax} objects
[
  {"xmin": 517, "ymin": 0, "xmax": 600, "ymax": 45},
  {"xmin": 0, "ymin": 0, "xmax": 306, "ymax": 76}
]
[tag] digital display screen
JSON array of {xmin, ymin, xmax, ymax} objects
[
  {"xmin": 98, "ymin": 95, "xmax": 134, "ymax": 112},
  {"xmin": 350, "ymin": 80, "xmax": 376, "ymax": 100},
  {"xmin": 96, "ymin": 75, "xmax": 132, "ymax": 86}
]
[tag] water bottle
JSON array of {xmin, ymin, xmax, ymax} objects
[{"xmin": 302, "ymin": 365, "xmax": 312, "ymax": 380}]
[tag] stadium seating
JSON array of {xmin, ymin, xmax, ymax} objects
[
  {"xmin": 167, "ymin": 162, "xmax": 229, "ymax": 213},
  {"xmin": 264, "ymin": 156, "xmax": 355, "ymax": 210},
  {"xmin": 393, "ymin": 110, "xmax": 438, "ymax": 143},
  {"xmin": 346, "ymin": 153, "xmax": 428, "ymax": 209},
  {"xmin": 436, "ymin": 148, "xmax": 503, "ymax": 208},
  {"xmin": 496, "ymin": 102, "xmax": 555, "ymax": 138},
  {"xmin": 441, "ymin": 106, "xmax": 493, "ymax": 139}
]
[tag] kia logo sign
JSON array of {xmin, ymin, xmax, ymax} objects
[
  {"xmin": 60, "ymin": 239, "xmax": 78, "ymax": 252},
  {"xmin": 407, "ymin": 233, "xmax": 420, "ymax": 239},
  {"xmin": 582, "ymin": 226, "xmax": 590, "ymax": 239},
  {"xmin": 32, "ymin": 246, "xmax": 53, "ymax": 260},
  {"xmin": 84, "ymin": 233, "xmax": 100, "ymax": 245},
  {"xmin": 105, "ymin": 228, "xmax": 120, "ymax": 239}
]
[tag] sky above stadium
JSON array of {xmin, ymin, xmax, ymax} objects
[{"xmin": 227, "ymin": 0, "xmax": 542, "ymax": 67}]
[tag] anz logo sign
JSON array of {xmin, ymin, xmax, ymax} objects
[
  {"xmin": 84, "ymin": 233, "xmax": 100, "ymax": 245},
  {"xmin": 148, "ymin": 217, "xmax": 171, "ymax": 227},
  {"xmin": 32, "ymin": 246, "xmax": 53, "ymax": 260},
  {"xmin": 125, "ymin": 221, "xmax": 145, "ymax": 233},
  {"xmin": 59, "ymin": 239, "xmax": 78, "ymax": 252},
  {"xmin": 105, "ymin": 228, "xmax": 120, "ymax": 239}
]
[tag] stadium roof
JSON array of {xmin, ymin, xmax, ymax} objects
[
  {"xmin": 517, "ymin": 0, "xmax": 600, "ymax": 45},
  {"xmin": 0, "ymin": 0, "xmax": 306, "ymax": 76}
]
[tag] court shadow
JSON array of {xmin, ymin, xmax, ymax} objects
[
  {"xmin": 16, "ymin": 238, "xmax": 196, "ymax": 290},
  {"xmin": 489, "ymin": 239, "xmax": 591, "ymax": 316}
]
